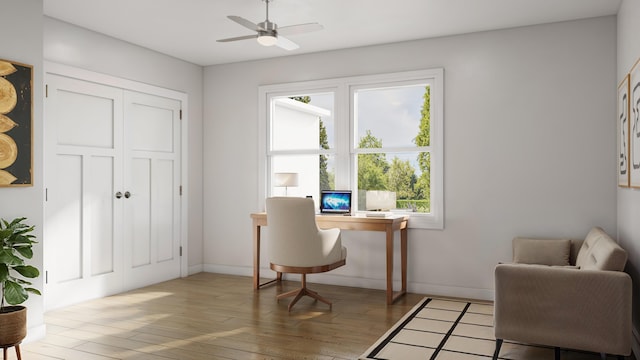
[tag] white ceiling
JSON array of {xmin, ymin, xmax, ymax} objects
[{"xmin": 43, "ymin": 0, "xmax": 621, "ymax": 67}]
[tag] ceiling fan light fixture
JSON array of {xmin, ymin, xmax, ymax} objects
[
  {"xmin": 219, "ymin": 0, "xmax": 321, "ymax": 51},
  {"xmin": 257, "ymin": 33, "xmax": 278, "ymax": 46}
]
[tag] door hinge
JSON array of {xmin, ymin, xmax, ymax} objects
[
  {"xmin": 179, "ymin": 246, "xmax": 183, "ymax": 257},
  {"xmin": 45, "ymin": 188, "xmax": 48, "ymax": 202},
  {"xmin": 179, "ymin": 185, "xmax": 183, "ymax": 196},
  {"xmin": 179, "ymin": 109, "xmax": 182, "ymax": 120},
  {"xmin": 45, "ymin": 84, "xmax": 48, "ymax": 98},
  {"xmin": 45, "ymin": 270, "xmax": 49, "ymax": 284}
]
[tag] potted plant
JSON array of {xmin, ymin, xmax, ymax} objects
[{"xmin": 0, "ymin": 217, "xmax": 40, "ymax": 350}]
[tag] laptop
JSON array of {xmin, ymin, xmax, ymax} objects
[{"xmin": 319, "ymin": 190, "xmax": 352, "ymax": 215}]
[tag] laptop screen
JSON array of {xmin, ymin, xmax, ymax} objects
[{"xmin": 320, "ymin": 190, "xmax": 352, "ymax": 214}]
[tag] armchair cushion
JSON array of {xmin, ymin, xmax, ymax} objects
[
  {"xmin": 512, "ymin": 238, "xmax": 571, "ymax": 266},
  {"xmin": 575, "ymin": 227, "xmax": 627, "ymax": 271}
]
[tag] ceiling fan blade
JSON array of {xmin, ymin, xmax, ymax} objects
[
  {"xmin": 277, "ymin": 23, "xmax": 323, "ymax": 36},
  {"xmin": 217, "ymin": 34, "xmax": 258, "ymax": 43},
  {"xmin": 276, "ymin": 35, "xmax": 299, "ymax": 51},
  {"xmin": 228, "ymin": 15, "xmax": 264, "ymax": 31}
]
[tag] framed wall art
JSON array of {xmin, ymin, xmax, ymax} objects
[
  {"xmin": 0, "ymin": 58, "xmax": 32, "ymax": 186},
  {"xmin": 630, "ymin": 58, "xmax": 640, "ymax": 188},
  {"xmin": 618, "ymin": 74, "xmax": 630, "ymax": 187}
]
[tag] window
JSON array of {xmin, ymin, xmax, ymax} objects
[{"xmin": 259, "ymin": 69, "xmax": 443, "ymax": 229}]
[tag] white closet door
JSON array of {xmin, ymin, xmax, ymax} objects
[
  {"xmin": 44, "ymin": 71, "xmax": 184, "ymax": 310},
  {"xmin": 122, "ymin": 91, "xmax": 182, "ymax": 290},
  {"xmin": 44, "ymin": 74, "xmax": 124, "ymax": 309}
]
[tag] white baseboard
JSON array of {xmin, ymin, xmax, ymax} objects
[
  {"xmin": 200, "ymin": 264, "xmax": 494, "ymax": 301},
  {"xmin": 203, "ymin": 264, "xmax": 253, "ymax": 277},
  {"xmin": 409, "ymin": 282, "xmax": 494, "ymax": 302},
  {"xmin": 188, "ymin": 264, "xmax": 204, "ymax": 275},
  {"xmin": 23, "ymin": 324, "xmax": 46, "ymax": 344}
]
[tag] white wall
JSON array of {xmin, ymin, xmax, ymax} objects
[
  {"xmin": 617, "ymin": 0, "xmax": 640, "ymax": 352},
  {"xmin": 203, "ymin": 16, "xmax": 617, "ymax": 300},
  {"xmin": 0, "ymin": 0, "xmax": 45, "ymax": 341},
  {"xmin": 43, "ymin": 17, "xmax": 205, "ymax": 273}
]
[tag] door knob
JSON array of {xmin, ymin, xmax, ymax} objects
[
  {"xmin": 115, "ymin": 191, "xmax": 123, "ymax": 199},
  {"xmin": 124, "ymin": 191, "xmax": 131, "ymax": 198}
]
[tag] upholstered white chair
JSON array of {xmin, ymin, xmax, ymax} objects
[{"xmin": 265, "ymin": 197, "xmax": 347, "ymax": 311}]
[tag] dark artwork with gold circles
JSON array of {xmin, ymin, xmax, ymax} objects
[{"xmin": 0, "ymin": 59, "xmax": 32, "ymax": 186}]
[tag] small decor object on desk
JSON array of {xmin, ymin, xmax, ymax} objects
[{"xmin": 0, "ymin": 217, "xmax": 40, "ymax": 359}]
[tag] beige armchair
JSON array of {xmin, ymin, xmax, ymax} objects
[
  {"xmin": 265, "ymin": 197, "xmax": 347, "ymax": 311},
  {"xmin": 493, "ymin": 227, "xmax": 631, "ymax": 360}
]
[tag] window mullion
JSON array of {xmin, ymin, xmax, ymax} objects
[{"xmin": 334, "ymin": 83, "xmax": 351, "ymax": 190}]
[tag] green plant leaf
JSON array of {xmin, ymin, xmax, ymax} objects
[
  {"xmin": 0, "ymin": 228, "xmax": 11, "ymax": 239},
  {"xmin": 0, "ymin": 249, "xmax": 23, "ymax": 266},
  {"xmin": 14, "ymin": 246, "xmax": 33, "ymax": 259},
  {"xmin": 3, "ymin": 280, "xmax": 28, "ymax": 305},
  {"xmin": 1, "ymin": 217, "xmax": 40, "ymax": 306},
  {"xmin": 13, "ymin": 278, "xmax": 32, "ymax": 285},
  {"xmin": 0, "ymin": 263, "xmax": 8, "ymax": 282},
  {"xmin": 25, "ymin": 288, "xmax": 41, "ymax": 296},
  {"xmin": 12, "ymin": 265, "xmax": 39, "ymax": 278}
]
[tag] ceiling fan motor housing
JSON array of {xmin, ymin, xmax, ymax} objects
[{"xmin": 258, "ymin": 21, "xmax": 277, "ymax": 33}]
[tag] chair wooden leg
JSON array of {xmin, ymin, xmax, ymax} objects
[
  {"xmin": 492, "ymin": 339, "xmax": 503, "ymax": 360},
  {"xmin": 287, "ymin": 288, "xmax": 307, "ymax": 311},
  {"xmin": 277, "ymin": 287, "xmax": 304, "ymax": 299},
  {"xmin": 3, "ymin": 347, "xmax": 7, "ymax": 360},
  {"xmin": 15, "ymin": 345, "xmax": 21, "ymax": 360},
  {"xmin": 276, "ymin": 274, "xmax": 333, "ymax": 311},
  {"xmin": 555, "ymin": 347, "xmax": 561, "ymax": 360}
]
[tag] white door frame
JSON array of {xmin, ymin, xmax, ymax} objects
[{"xmin": 44, "ymin": 61, "xmax": 189, "ymax": 284}]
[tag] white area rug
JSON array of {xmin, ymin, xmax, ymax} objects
[{"xmin": 360, "ymin": 297, "xmax": 625, "ymax": 360}]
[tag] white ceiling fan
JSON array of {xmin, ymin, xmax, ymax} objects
[{"xmin": 217, "ymin": 0, "xmax": 323, "ymax": 50}]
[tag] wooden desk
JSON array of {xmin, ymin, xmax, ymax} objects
[{"xmin": 250, "ymin": 213, "xmax": 409, "ymax": 305}]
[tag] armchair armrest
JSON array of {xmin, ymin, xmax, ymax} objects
[{"xmin": 494, "ymin": 263, "xmax": 631, "ymax": 355}]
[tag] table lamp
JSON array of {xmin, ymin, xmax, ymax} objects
[{"xmin": 274, "ymin": 172, "xmax": 299, "ymax": 196}]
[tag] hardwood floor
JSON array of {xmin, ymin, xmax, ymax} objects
[{"xmin": 11, "ymin": 273, "xmax": 435, "ymax": 360}]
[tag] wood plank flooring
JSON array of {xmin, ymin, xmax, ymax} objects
[{"xmin": 10, "ymin": 273, "xmax": 436, "ymax": 360}]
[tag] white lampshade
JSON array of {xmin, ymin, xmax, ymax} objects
[
  {"xmin": 257, "ymin": 34, "xmax": 278, "ymax": 46},
  {"xmin": 274, "ymin": 172, "xmax": 299, "ymax": 187},
  {"xmin": 366, "ymin": 190, "xmax": 396, "ymax": 211}
]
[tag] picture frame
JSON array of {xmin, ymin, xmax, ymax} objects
[
  {"xmin": 0, "ymin": 58, "xmax": 32, "ymax": 186},
  {"xmin": 630, "ymin": 58, "xmax": 640, "ymax": 188},
  {"xmin": 618, "ymin": 74, "xmax": 630, "ymax": 187}
]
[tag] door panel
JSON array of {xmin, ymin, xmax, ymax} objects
[
  {"xmin": 123, "ymin": 91, "xmax": 181, "ymax": 290},
  {"xmin": 49, "ymin": 154, "xmax": 83, "ymax": 282},
  {"xmin": 131, "ymin": 157, "xmax": 151, "ymax": 268},
  {"xmin": 155, "ymin": 159, "xmax": 175, "ymax": 263},
  {"xmin": 88, "ymin": 156, "xmax": 115, "ymax": 276},
  {"xmin": 131, "ymin": 104, "xmax": 174, "ymax": 152},
  {"xmin": 55, "ymin": 86, "xmax": 115, "ymax": 148},
  {"xmin": 45, "ymin": 74, "xmax": 124, "ymax": 310}
]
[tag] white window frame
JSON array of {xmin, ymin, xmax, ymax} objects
[{"xmin": 258, "ymin": 68, "xmax": 444, "ymax": 229}]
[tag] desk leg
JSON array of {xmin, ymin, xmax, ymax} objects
[
  {"xmin": 253, "ymin": 222, "xmax": 281, "ymax": 289},
  {"xmin": 386, "ymin": 225, "xmax": 408, "ymax": 305},
  {"xmin": 386, "ymin": 225, "xmax": 394, "ymax": 305},
  {"xmin": 401, "ymin": 227, "xmax": 407, "ymax": 295},
  {"xmin": 253, "ymin": 223, "xmax": 261, "ymax": 290}
]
